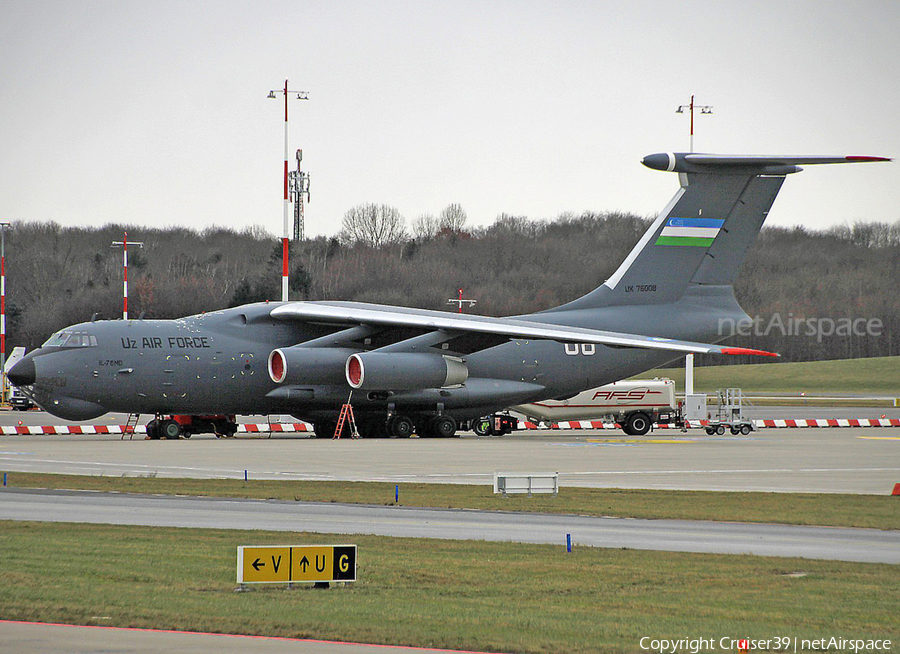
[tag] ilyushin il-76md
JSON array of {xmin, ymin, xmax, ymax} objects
[{"xmin": 8, "ymin": 152, "xmax": 889, "ymax": 438}]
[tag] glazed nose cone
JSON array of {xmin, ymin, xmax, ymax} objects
[{"xmin": 8, "ymin": 356, "xmax": 36, "ymax": 386}]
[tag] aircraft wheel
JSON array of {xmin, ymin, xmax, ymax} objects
[
  {"xmin": 741, "ymin": 424, "xmax": 752, "ymax": 435},
  {"xmin": 388, "ymin": 415, "xmax": 414, "ymax": 438},
  {"xmin": 161, "ymin": 419, "xmax": 182, "ymax": 440},
  {"xmin": 146, "ymin": 419, "xmax": 161, "ymax": 440},
  {"xmin": 625, "ymin": 412, "xmax": 651, "ymax": 436},
  {"xmin": 473, "ymin": 417, "xmax": 493, "ymax": 437},
  {"xmin": 431, "ymin": 416, "xmax": 457, "ymax": 438},
  {"xmin": 715, "ymin": 425, "xmax": 726, "ymax": 436}
]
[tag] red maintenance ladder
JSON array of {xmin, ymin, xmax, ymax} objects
[
  {"xmin": 121, "ymin": 413, "xmax": 141, "ymax": 440},
  {"xmin": 333, "ymin": 394, "xmax": 360, "ymax": 439}
]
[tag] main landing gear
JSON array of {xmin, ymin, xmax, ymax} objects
[{"xmin": 312, "ymin": 413, "xmax": 458, "ymax": 439}]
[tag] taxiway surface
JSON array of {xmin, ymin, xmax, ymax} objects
[
  {"xmin": 2, "ymin": 487, "xmax": 897, "ymax": 563},
  {"xmin": 0, "ymin": 422, "xmax": 897, "ymax": 494},
  {"xmin": 2, "ymin": 414, "xmax": 897, "ymax": 653},
  {"xmin": 0, "ymin": 621, "xmax": 494, "ymax": 654}
]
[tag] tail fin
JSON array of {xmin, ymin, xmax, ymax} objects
[{"xmin": 557, "ymin": 153, "xmax": 890, "ymax": 310}]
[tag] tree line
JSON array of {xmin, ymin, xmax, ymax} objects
[{"xmin": 5, "ymin": 210, "xmax": 898, "ymax": 364}]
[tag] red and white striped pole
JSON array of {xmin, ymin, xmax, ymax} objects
[
  {"xmin": 447, "ymin": 288, "xmax": 477, "ymax": 313},
  {"xmin": 676, "ymin": 95, "xmax": 712, "ymax": 153},
  {"xmin": 282, "ymin": 79, "xmax": 290, "ymax": 303},
  {"xmin": 123, "ymin": 232, "xmax": 128, "ymax": 320},
  {"xmin": 1, "ymin": 223, "xmax": 8, "ymax": 403},
  {"xmin": 111, "ymin": 232, "xmax": 143, "ymax": 320},
  {"xmin": 269, "ymin": 80, "xmax": 308, "ymax": 303}
]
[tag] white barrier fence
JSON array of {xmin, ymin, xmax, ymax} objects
[{"xmin": 493, "ymin": 472, "xmax": 559, "ymax": 496}]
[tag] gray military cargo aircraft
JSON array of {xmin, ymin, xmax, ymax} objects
[{"xmin": 8, "ymin": 152, "xmax": 889, "ymax": 438}]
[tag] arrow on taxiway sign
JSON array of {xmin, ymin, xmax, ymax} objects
[
  {"xmin": 240, "ymin": 546, "xmax": 291, "ymax": 583},
  {"xmin": 298, "ymin": 555, "xmax": 310, "ymax": 572}
]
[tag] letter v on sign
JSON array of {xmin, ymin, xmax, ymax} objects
[{"xmin": 240, "ymin": 546, "xmax": 291, "ymax": 583}]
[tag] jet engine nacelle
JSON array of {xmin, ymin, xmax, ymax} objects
[
  {"xmin": 345, "ymin": 352, "xmax": 468, "ymax": 391},
  {"xmin": 268, "ymin": 346, "xmax": 357, "ymax": 385}
]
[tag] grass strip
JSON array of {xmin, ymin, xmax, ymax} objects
[
  {"xmin": 4, "ymin": 473, "xmax": 899, "ymax": 530},
  {"xmin": 0, "ymin": 521, "xmax": 897, "ymax": 654}
]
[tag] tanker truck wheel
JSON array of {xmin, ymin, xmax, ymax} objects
[{"xmin": 624, "ymin": 412, "xmax": 651, "ymax": 436}]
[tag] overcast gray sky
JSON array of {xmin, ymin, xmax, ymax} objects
[{"xmin": 1, "ymin": 0, "xmax": 897, "ymax": 239}]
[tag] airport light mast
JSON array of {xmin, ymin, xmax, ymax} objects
[
  {"xmin": 447, "ymin": 288, "xmax": 477, "ymax": 313},
  {"xmin": 111, "ymin": 232, "xmax": 143, "ymax": 320},
  {"xmin": 1, "ymin": 222, "xmax": 10, "ymax": 403},
  {"xmin": 268, "ymin": 80, "xmax": 309, "ymax": 300},
  {"xmin": 676, "ymin": 95, "xmax": 713, "ymax": 152}
]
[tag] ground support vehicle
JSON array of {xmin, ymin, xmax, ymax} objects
[
  {"xmin": 145, "ymin": 414, "xmax": 238, "ymax": 439},
  {"xmin": 9, "ymin": 386, "xmax": 35, "ymax": 411},
  {"xmin": 471, "ymin": 413, "xmax": 519, "ymax": 436},
  {"xmin": 5, "ymin": 347, "xmax": 34, "ymax": 410},
  {"xmin": 704, "ymin": 388, "xmax": 755, "ymax": 436}
]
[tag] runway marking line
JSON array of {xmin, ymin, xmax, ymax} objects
[
  {"xmin": 857, "ymin": 436, "xmax": 900, "ymax": 441},
  {"xmin": 586, "ymin": 438, "xmax": 696, "ymax": 444},
  {"xmin": 561, "ymin": 467, "xmax": 900, "ymax": 476},
  {"xmin": 0, "ymin": 620, "xmax": 497, "ymax": 653}
]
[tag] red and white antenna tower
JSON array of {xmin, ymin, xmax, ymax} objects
[
  {"xmin": 111, "ymin": 232, "xmax": 144, "ymax": 320},
  {"xmin": 289, "ymin": 148, "xmax": 311, "ymax": 241},
  {"xmin": 268, "ymin": 79, "xmax": 309, "ymax": 300}
]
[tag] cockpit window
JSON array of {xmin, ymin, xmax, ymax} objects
[
  {"xmin": 44, "ymin": 331, "xmax": 70, "ymax": 347},
  {"xmin": 43, "ymin": 330, "xmax": 98, "ymax": 348}
]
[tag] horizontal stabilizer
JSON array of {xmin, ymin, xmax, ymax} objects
[{"xmin": 642, "ymin": 152, "xmax": 891, "ymax": 175}]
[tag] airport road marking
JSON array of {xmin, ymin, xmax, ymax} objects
[{"xmin": 857, "ymin": 436, "xmax": 900, "ymax": 441}]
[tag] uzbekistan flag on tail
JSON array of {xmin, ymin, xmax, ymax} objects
[{"xmin": 655, "ymin": 217, "xmax": 724, "ymax": 247}]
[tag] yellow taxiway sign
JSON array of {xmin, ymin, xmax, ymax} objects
[{"xmin": 237, "ymin": 544, "xmax": 357, "ymax": 584}]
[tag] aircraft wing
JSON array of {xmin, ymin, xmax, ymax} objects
[{"xmin": 270, "ymin": 301, "xmax": 777, "ymax": 357}]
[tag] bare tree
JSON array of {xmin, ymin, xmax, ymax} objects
[
  {"xmin": 439, "ymin": 203, "xmax": 467, "ymax": 233},
  {"xmin": 339, "ymin": 203, "xmax": 407, "ymax": 246},
  {"xmin": 411, "ymin": 213, "xmax": 440, "ymax": 240}
]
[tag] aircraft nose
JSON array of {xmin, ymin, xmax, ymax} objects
[{"xmin": 8, "ymin": 356, "xmax": 36, "ymax": 386}]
